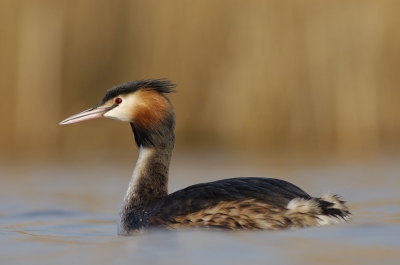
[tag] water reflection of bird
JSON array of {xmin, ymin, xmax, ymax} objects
[{"xmin": 60, "ymin": 79, "xmax": 351, "ymax": 235}]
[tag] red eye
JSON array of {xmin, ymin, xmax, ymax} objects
[{"xmin": 115, "ymin": 98, "xmax": 122, "ymax": 104}]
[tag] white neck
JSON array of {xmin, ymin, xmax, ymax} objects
[
  {"xmin": 117, "ymin": 145, "xmax": 172, "ymax": 234},
  {"xmin": 123, "ymin": 147, "xmax": 155, "ymax": 205}
]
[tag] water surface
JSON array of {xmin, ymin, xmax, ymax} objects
[{"xmin": 1, "ymin": 152, "xmax": 399, "ymax": 265}]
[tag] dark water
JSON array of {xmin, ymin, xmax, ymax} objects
[{"xmin": 1, "ymin": 152, "xmax": 399, "ymax": 265}]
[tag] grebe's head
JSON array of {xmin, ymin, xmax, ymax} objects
[{"xmin": 60, "ymin": 79, "xmax": 176, "ymax": 147}]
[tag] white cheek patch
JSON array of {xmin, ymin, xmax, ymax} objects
[{"xmin": 104, "ymin": 93, "xmax": 141, "ymax": 122}]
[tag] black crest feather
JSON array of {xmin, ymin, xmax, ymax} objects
[{"xmin": 100, "ymin": 78, "xmax": 176, "ymax": 104}]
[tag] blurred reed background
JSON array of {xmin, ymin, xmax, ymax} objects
[{"xmin": 1, "ymin": 0, "xmax": 400, "ymax": 161}]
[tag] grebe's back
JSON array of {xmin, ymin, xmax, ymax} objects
[{"xmin": 121, "ymin": 177, "xmax": 349, "ymax": 233}]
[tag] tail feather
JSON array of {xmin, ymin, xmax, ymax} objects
[
  {"xmin": 316, "ymin": 193, "xmax": 351, "ymax": 225},
  {"xmin": 286, "ymin": 193, "xmax": 351, "ymax": 227}
]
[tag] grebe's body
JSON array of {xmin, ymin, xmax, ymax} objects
[{"xmin": 60, "ymin": 79, "xmax": 350, "ymax": 235}]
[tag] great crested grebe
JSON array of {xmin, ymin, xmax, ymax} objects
[{"xmin": 60, "ymin": 79, "xmax": 350, "ymax": 235}]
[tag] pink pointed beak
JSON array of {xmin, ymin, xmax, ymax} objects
[{"xmin": 59, "ymin": 106, "xmax": 112, "ymax": 125}]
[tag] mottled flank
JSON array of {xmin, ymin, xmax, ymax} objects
[
  {"xmin": 152, "ymin": 195, "xmax": 350, "ymax": 231},
  {"xmin": 162, "ymin": 199, "xmax": 297, "ymax": 230}
]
